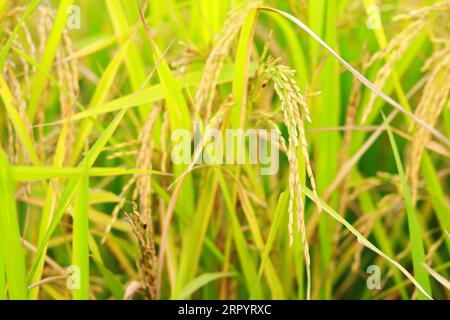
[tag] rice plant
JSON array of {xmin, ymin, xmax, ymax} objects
[{"xmin": 0, "ymin": 0, "xmax": 449, "ymax": 300}]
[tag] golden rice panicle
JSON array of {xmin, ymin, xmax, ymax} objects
[
  {"xmin": 135, "ymin": 106, "xmax": 161, "ymax": 216},
  {"xmin": 2, "ymin": 6, "xmax": 37, "ymax": 164},
  {"xmin": 195, "ymin": 1, "xmax": 260, "ymax": 120},
  {"xmin": 55, "ymin": 28, "xmax": 79, "ymax": 164},
  {"xmin": 362, "ymin": 1, "xmax": 450, "ymax": 124},
  {"xmin": 263, "ymin": 57, "xmax": 321, "ymax": 211},
  {"xmin": 103, "ymin": 105, "xmax": 161, "ymax": 243},
  {"xmin": 361, "ymin": 18, "xmax": 425, "ymax": 123},
  {"xmin": 107, "ymin": 150, "xmax": 139, "ymax": 160},
  {"xmin": 339, "ymin": 78, "xmax": 362, "ymax": 209},
  {"xmin": 4, "ymin": 66, "xmax": 33, "ymax": 164},
  {"xmin": 393, "ymin": 0, "xmax": 450, "ymax": 22},
  {"xmin": 406, "ymin": 50, "xmax": 450, "ymax": 204},
  {"xmin": 36, "ymin": 3, "xmax": 54, "ymax": 159},
  {"xmin": 262, "ymin": 56, "xmax": 321, "ymax": 300},
  {"xmin": 125, "ymin": 202, "xmax": 158, "ymax": 300}
]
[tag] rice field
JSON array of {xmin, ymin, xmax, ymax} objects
[{"xmin": 0, "ymin": 0, "xmax": 449, "ymax": 300}]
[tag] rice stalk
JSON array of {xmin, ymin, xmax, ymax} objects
[
  {"xmin": 160, "ymin": 109, "xmax": 170, "ymax": 173},
  {"xmin": 195, "ymin": 1, "xmax": 260, "ymax": 120},
  {"xmin": 125, "ymin": 202, "xmax": 158, "ymax": 300},
  {"xmin": 406, "ymin": 51, "xmax": 450, "ymax": 204}
]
